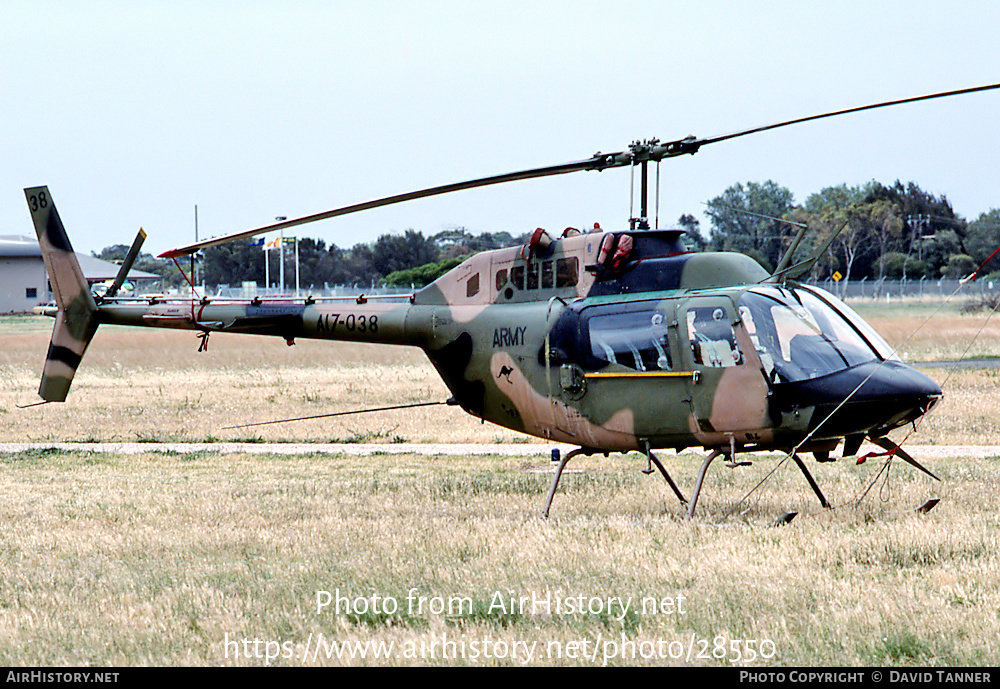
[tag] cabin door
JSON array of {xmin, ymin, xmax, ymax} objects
[
  {"xmin": 680, "ymin": 296, "xmax": 769, "ymax": 438},
  {"xmin": 562, "ymin": 299, "xmax": 691, "ymax": 442}
]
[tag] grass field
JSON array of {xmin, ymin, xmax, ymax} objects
[
  {"xmin": 1, "ymin": 303, "xmax": 999, "ymax": 666},
  {"xmin": 0, "ymin": 448, "xmax": 997, "ymax": 666}
]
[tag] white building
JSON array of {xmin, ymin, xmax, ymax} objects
[{"xmin": 0, "ymin": 235, "xmax": 161, "ymax": 313}]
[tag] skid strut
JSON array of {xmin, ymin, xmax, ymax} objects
[
  {"xmin": 541, "ymin": 447, "xmax": 593, "ymax": 519},
  {"xmin": 645, "ymin": 448, "xmax": 687, "ymax": 505},
  {"xmin": 791, "ymin": 453, "xmax": 831, "ymax": 509},
  {"xmin": 686, "ymin": 449, "xmax": 724, "ymax": 520},
  {"xmin": 542, "ymin": 446, "xmax": 691, "ymax": 519}
]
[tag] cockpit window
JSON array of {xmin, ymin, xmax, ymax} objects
[
  {"xmin": 738, "ymin": 286, "xmax": 890, "ymax": 382},
  {"xmin": 588, "ymin": 309, "xmax": 672, "ymax": 371}
]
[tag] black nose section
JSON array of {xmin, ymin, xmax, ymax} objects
[{"xmin": 772, "ymin": 361, "xmax": 942, "ymax": 439}]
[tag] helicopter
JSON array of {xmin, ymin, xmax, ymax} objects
[{"xmin": 25, "ymin": 83, "xmax": 1000, "ymax": 519}]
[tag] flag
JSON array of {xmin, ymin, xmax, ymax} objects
[
  {"xmin": 265, "ymin": 237, "xmax": 281, "ymax": 250},
  {"xmin": 249, "ymin": 238, "xmax": 264, "ymax": 247}
]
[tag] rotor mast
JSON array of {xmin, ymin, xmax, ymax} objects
[
  {"xmin": 630, "ymin": 140, "xmax": 652, "ymax": 230},
  {"xmin": 628, "ymin": 137, "xmax": 704, "ymax": 230}
]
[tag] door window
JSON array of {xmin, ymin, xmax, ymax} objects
[
  {"xmin": 588, "ymin": 309, "xmax": 672, "ymax": 372},
  {"xmin": 687, "ymin": 306, "xmax": 744, "ymax": 367}
]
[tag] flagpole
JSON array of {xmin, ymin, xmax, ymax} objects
[
  {"xmin": 277, "ymin": 217, "xmax": 286, "ymax": 295},
  {"xmin": 192, "ymin": 205, "xmax": 198, "ymax": 297}
]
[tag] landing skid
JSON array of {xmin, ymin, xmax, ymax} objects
[
  {"xmin": 687, "ymin": 449, "xmax": 831, "ymax": 519},
  {"xmin": 541, "ymin": 446, "xmax": 687, "ymax": 519},
  {"xmin": 645, "ymin": 450, "xmax": 688, "ymax": 506},
  {"xmin": 541, "ymin": 440, "xmax": 925, "ymax": 520},
  {"xmin": 790, "ymin": 453, "xmax": 831, "ymax": 509}
]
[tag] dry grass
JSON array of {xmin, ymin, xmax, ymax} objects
[
  {"xmin": 873, "ymin": 315, "xmax": 1000, "ymax": 363},
  {"xmin": 847, "ymin": 296, "xmax": 1000, "ymax": 361},
  {"xmin": 850, "ymin": 301, "xmax": 1000, "ymax": 446},
  {"xmin": 0, "ymin": 448, "xmax": 997, "ymax": 666}
]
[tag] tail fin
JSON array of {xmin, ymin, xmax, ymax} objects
[{"xmin": 24, "ymin": 186, "xmax": 100, "ymax": 401}]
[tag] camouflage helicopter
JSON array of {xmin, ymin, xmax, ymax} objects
[{"xmin": 26, "ymin": 83, "xmax": 1000, "ymax": 519}]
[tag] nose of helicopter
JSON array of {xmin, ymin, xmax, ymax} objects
[{"xmin": 774, "ymin": 360, "xmax": 942, "ymax": 439}]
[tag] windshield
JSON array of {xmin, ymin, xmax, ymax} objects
[
  {"xmin": 798, "ymin": 285, "xmax": 899, "ymax": 361},
  {"xmin": 738, "ymin": 286, "xmax": 892, "ymax": 382}
]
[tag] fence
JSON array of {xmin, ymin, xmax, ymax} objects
[
  {"xmin": 209, "ymin": 282, "xmax": 410, "ymax": 299},
  {"xmin": 144, "ymin": 277, "xmax": 1000, "ymax": 302},
  {"xmin": 806, "ymin": 277, "xmax": 999, "ymax": 302}
]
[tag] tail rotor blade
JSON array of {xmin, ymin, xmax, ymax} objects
[{"xmin": 104, "ymin": 228, "xmax": 147, "ymax": 299}]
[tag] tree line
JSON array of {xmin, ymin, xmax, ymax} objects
[
  {"xmin": 706, "ymin": 179, "xmax": 1000, "ymax": 281},
  {"xmin": 93, "ymin": 178, "xmax": 1000, "ymax": 290},
  {"xmin": 93, "ymin": 228, "xmax": 532, "ymax": 291}
]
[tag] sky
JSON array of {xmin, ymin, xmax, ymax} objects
[{"xmin": 2, "ymin": 1, "xmax": 999, "ymax": 257}]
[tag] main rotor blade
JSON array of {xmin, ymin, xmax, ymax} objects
[
  {"xmin": 159, "ymin": 81, "xmax": 1000, "ymax": 259},
  {"xmin": 158, "ymin": 153, "xmax": 626, "ymax": 258},
  {"xmin": 688, "ymin": 82, "xmax": 1000, "ymax": 151}
]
